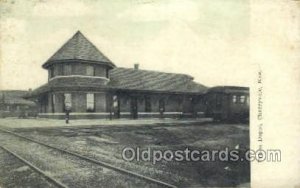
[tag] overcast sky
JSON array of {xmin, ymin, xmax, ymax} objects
[{"xmin": 0, "ymin": 0, "xmax": 254, "ymax": 90}]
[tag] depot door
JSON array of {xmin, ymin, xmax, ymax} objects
[{"xmin": 130, "ymin": 97, "xmax": 138, "ymax": 119}]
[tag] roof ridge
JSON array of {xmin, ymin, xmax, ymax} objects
[
  {"xmin": 114, "ymin": 67, "xmax": 193, "ymax": 79},
  {"xmin": 74, "ymin": 31, "xmax": 79, "ymax": 59}
]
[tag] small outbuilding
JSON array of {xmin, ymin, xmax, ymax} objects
[{"xmin": 0, "ymin": 90, "xmax": 37, "ymax": 118}]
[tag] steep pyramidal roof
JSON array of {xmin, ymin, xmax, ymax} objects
[{"xmin": 42, "ymin": 31, "xmax": 115, "ymax": 68}]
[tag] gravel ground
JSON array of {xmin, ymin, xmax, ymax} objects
[
  {"xmin": 3, "ymin": 121, "xmax": 250, "ymax": 187},
  {"xmin": 0, "ymin": 148, "xmax": 56, "ymax": 188},
  {"xmin": 0, "ymin": 133, "xmax": 161, "ymax": 188}
]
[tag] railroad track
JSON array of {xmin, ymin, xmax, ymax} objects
[
  {"xmin": 0, "ymin": 127, "xmax": 177, "ymax": 188},
  {"xmin": 0, "ymin": 145, "xmax": 68, "ymax": 188}
]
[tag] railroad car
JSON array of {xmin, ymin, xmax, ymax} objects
[{"xmin": 204, "ymin": 86, "xmax": 249, "ymax": 122}]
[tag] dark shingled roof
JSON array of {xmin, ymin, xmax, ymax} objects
[
  {"xmin": 29, "ymin": 68, "xmax": 207, "ymax": 97},
  {"xmin": 42, "ymin": 31, "xmax": 115, "ymax": 69},
  {"xmin": 109, "ymin": 68, "xmax": 207, "ymax": 93},
  {"xmin": 28, "ymin": 77, "xmax": 108, "ymax": 97},
  {"xmin": 206, "ymin": 86, "xmax": 249, "ymax": 94},
  {"xmin": 0, "ymin": 90, "xmax": 36, "ymax": 106}
]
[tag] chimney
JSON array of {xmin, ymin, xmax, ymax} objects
[{"xmin": 134, "ymin": 63, "xmax": 139, "ymax": 70}]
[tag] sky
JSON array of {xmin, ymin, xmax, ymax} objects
[{"xmin": 0, "ymin": 0, "xmax": 254, "ymax": 90}]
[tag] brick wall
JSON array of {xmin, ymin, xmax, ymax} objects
[
  {"xmin": 47, "ymin": 92, "xmax": 108, "ymax": 113},
  {"xmin": 53, "ymin": 93, "xmax": 64, "ymax": 113},
  {"xmin": 95, "ymin": 66, "xmax": 107, "ymax": 77},
  {"xmin": 39, "ymin": 91, "xmax": 206, "ymax": 118},
  {"xmin": 165, "ymin": 95, "xmax": 182, "ymax": 112},
  {"xmin": 116, "ymin": 93, "xmax": 197, "ymax": 113}
]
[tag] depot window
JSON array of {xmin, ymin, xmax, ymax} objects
[
  {"xmin": 86, "ymin": 93, "xmax": 95, "ymax": 112},
  {"xmin": 86, "ymin": 65, "xmax": 95, "ymax": 76},
  {"xmin": 63, "ymin": 64, "xmax": 72, "ymax": 75},
  {"xmin": 232, "ymin": 95, "xmax": 237, "ymax": 103},
  {"xmin": 64, "ymin": 93, "xmax": 72, "ymax": 111},
  {"xmin": 159, "ymin": 98, "xmax": 165, "ymax": 112},
  {"xmin": 240, "ymin": 95, "xmax": 246, "ymax": 103}
]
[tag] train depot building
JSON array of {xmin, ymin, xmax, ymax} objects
[{"xmin": 28, "ymin": 31, "xmax": 209, "ymax": 119}]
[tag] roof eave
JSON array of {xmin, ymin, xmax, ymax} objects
[
  {"xmin": 107, "ymin": 87, "xmax": 206, "ymax": 95},
  {"xmin": 42, "ymin": 59, "xmax": 116, "ymax": 69}
]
